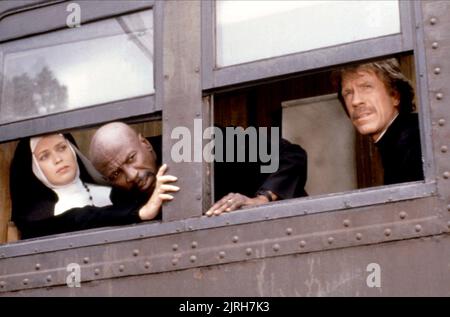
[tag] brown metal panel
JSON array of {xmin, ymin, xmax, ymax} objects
[
  {"xmin": 1, "ymin": 196, "xmax": 447, "ymax": 294},
  {"xmin": 162, "ymin": 0, "xmax": 204, "ymax": 221},
  {"xmin": 422, "ymin": 1, "xmax": 450, "ymax": 206},
  {"xmin": 7, "ymin": 234, "xmax": 450, "ymax": 297}
]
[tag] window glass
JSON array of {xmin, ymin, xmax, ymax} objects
[
  {"xmin": 0, "ymin": 9, "xmax": 154, "ymax": 124},
  {"xmin": 216, "ymin": 0, "xmax": 400, "ymax": 67}
]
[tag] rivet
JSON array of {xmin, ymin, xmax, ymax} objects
[
  {"xmin": 191, "ymin": 241, "xmax": 198, "ymax": 249},
  {"xmin": 226, "ymin": 221, "xmax": 230, "ymax": 225},
  {"xmin": 344, "ymin": 201, "xmax": 351, "ymax": 208},
  {"xmin": 299, "ymin": 240, "xmax": 306, "ymax": 248},
  {"xmin": 172, "ymin": 244, "xmax": 178, "ymax": 251},
  {"xmin": 245, "ymin": 248, "xmax": 252, "ymax": 256},
  {"xmin": 0, "ymin": 253, "xmax": 4, "ymax": 258},
  {"xmin": 356, "ymin": 233, "xmax": 363, "ymax": 240},
  {"xmin": 139, "ymin": 234, "xmax": 144, "ymax": 238},
  {"xmin": 46, "ymin": 275, "xmax": 52, "ymax": 283},
  {"xmin": 194, "ymin": 67, "xmax": 200, "ymax": 73},
  {"xmin": 441, "ymin": 146, "xmax": 448, "ymax": 153},
  {"xmin": 384, "ymin": 228, "xmax": 392, "ymax": 237},
  {"xmin": 35, "ymin": 263, "xmax": 41, "ymax": 270},
  {"xmin": 232, "ymin": 236, "xmax": 239, "ymax": 243},
  {"xmin": 0, "ymin": 281, "xmax": 6, "ymax": 288},
  {"xmin": 399, "ymin": 211, "xmax": 407, "ymax": 219},
  {"xmin": 447, "ymin": 204, "xmax": 450, "ymax": 211},
  {"xmin": 430, "ymin": 17, "xmax": 437, "ymax": 25},
  {"xmin": 265, "ymin": 216, "xmax": 270, "ymax": 220},
  {"xmin": 219, "ymin": 251, "xmax": 226, "ymax": 259},
  {"xmin": 83, "ymin": 257, "xmax": 89, "ymax": 264},
  {"xmin": 273, "ymin": 244, "xmax": 280, "ymax": 252},
  {"xmin": 196, "ymin": 194, "xmax": 201, "ymax": 200},
  {"xmin": 188, "ymin": 226, "xmax": 193, "ymax": 231},
  {"xmin": 343, "ymin": 219, "xmax": 351, "ymax": 227},
  {"xmin": 415, "ymin": 224, "xmax": 422, "ymax": 232},
  {"xmin": 176, "ymin": 228, "xmax": 180, "ymax": 233},
  {"xmin": 133, "ymin": 249, "xmax": 139, "ymax": 257},
  {"xmin": 190, "ymin": 255, "xmax": 197, "ymax": 263},
  {"xmin": 119, "ymin": 265, "xmax": 125, "ymax": 272},
  {"xmin": 438, "ymin": 118, "xmax": 445, "ymax": 126},
  {"xmin": 327, "ymin": 237, "xmax": 334, "ymax": 245},
  {"xmin": 436, "ymin": 93, "xmax": 443, "ymax": 100},
  {"xmin": 94, "ymin": 268, "xmax": 100, "ymax": 276},
  {"xmin": 23, "ymin": 278, "xmax": 29, "ymax": 286},
  {"xmin": 104, "ymin": 239, "xmax": 108, "ymax": 243},
  {"xmin": 144, "ymin": 261, "xmax": 151, "ymax": 269},
  {"xmin": 172, "ymin": 258, "xmax": 178, "ymax": 266},
  {"xmin": 34, "ymin": 249, "xmax": 38, "ymax": 253},
  {"xmin": 164, "ymin": 74, "xmax": 169, "ymax": 80},
  {"xmin": 443, "ymin": 171, "xmax": 450, "ymax": 179},
  {"xmin": 432, "ymin": 42, "xmax": 439, "ymax": 49},
  {"xmin": 434, "ymin": 67, "xmax": 441, "ymax": 75},
  {"xmin": 286, "ymin": 228, "xmax": 293, "ymax": 235},
  {"xmin": 69, "ymin": 244, "xmax": 73, "ymax": 248}
]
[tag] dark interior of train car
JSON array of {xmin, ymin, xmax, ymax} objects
[{"xmin": 213, "ymin": 54, "xmax": 417, "ymax": 199}]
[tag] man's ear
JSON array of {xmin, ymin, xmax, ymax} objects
[
  {"xmin": 392, "ymin": 90, "xmax": 401, "ymax": 108},
  {"xmin": 138, "ymin": 133, "xmax": 153, "ymax": 151}
]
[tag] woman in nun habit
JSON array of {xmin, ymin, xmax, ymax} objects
[{"xmin": 10, "ymin": 133, "xmax": 162, "ymax": 239}]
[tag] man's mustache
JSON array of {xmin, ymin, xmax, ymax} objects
[
  {"xmin": 132, "ymin": 170, "xmax": 155, "ymax": 190},
  {"xmin": 351, "ymin": 107, "xmax": 373, "ymax": 121}
]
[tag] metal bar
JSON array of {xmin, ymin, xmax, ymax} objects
[
  {"xmin": 200, "ymin": 0, "xmax": 214, "ymax": 90},
  {"xmin": 0, "ymin": 95, "xmax": 156, "ymax": 143},
  {"xmin": 413, "ymin": 1, "xmax": 435, "ymax": 183},
  {"xmin": 206, "ymin": 34, "xmax": 412, "ymax": 90},
  {"xmin": 161, "ymin": 0, "xmax": 204, "ymax": 221},
  {"xmin": 0, "ymin": 181, "xmax": 437, "ymax": 258},
  {"xmin": 0, "ymin": 0, "xmax": 154, "ymax": 43}
]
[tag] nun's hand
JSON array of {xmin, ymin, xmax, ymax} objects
[{"xmin": 138, "ymin": 164, "xmax": 179, "ymax": 220}]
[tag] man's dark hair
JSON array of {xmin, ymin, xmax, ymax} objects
[{"xmin": 332, "ymin": 58, "xmax": 416, "ymax": 116}]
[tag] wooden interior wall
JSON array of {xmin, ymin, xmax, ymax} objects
[{"xmin": 0, "ymin": 141, "xmax": 18, "ymax": 243}]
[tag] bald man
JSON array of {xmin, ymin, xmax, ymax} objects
[{"xmin": 89, "ymin": 122, "xmax": 179, "ymax": 219}]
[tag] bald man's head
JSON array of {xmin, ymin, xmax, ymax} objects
[{"xmin": 89, "ymin": 122, "xmax": 158, "ymax": 192}]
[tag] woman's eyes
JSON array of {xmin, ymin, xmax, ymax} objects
[
  {"xmin": 56, "ymin": 144, "xmax": 67, "ymax": 152},
  {"xmin": 38, "ymin": 153, "xmax": 49, "ymax": 161}
]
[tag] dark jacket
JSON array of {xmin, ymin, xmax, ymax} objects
[
  {"xmin": 10, "ymin": 134, "xmax": 143, "ymax": 239},
  {"xmin": 376, "ymin": 113, "xmax": 424, "ymax": 185},
  {"xmin": 214, "ymin": 130, "xmax": 307, "ymax": 201}
]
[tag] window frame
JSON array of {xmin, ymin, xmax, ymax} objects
[
  {"xmin": 0, "ymin": 0, "xmax": 163, "ymax": 142},
  {"xmin": 201, "ymin": 0, "xmax": 414, "ymax": 90}
]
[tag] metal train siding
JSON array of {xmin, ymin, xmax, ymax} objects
[{"xmin": 1, "ymin": 1, "xmax": 450, "ymax": 296}]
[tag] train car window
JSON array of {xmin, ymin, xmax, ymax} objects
[
  {"xmin": 0, "ymin": 9, "xmax": 154, "ymax": 125},
  {"xmin": 202, "ymin": 0, "xmax": 413, "ymax": 90},
  {"xmin": 216, "ymin": 0, "xmax": 400, "ymax": 67},
  {"xmin": 212, "ymin": 52, "xmax": 428, "ymax": 207},
  {"xmin": 0, "ymin": 119, "xmax": 162, "ymax": 244}
]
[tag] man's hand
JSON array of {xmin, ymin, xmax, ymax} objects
[
  {"xmin": 139, "ymin": 164, "xmax": 179, "ymax": 220},
  {"xmin": 206, "ymin": 192, "xmax": 270, "ymax": 217}
]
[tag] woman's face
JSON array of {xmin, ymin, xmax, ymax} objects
[{"xmin": 33, "ymin": 135, "xmax": 78, "ymax": 186}]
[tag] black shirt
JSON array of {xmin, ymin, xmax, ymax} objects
[{"xmin": 376, "ymin": 113, "xmax": 424, "ymax": 185}]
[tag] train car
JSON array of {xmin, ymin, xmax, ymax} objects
[{"xmin": 0, "ymin": 0, "xmax": 449, "ymax": 296}]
